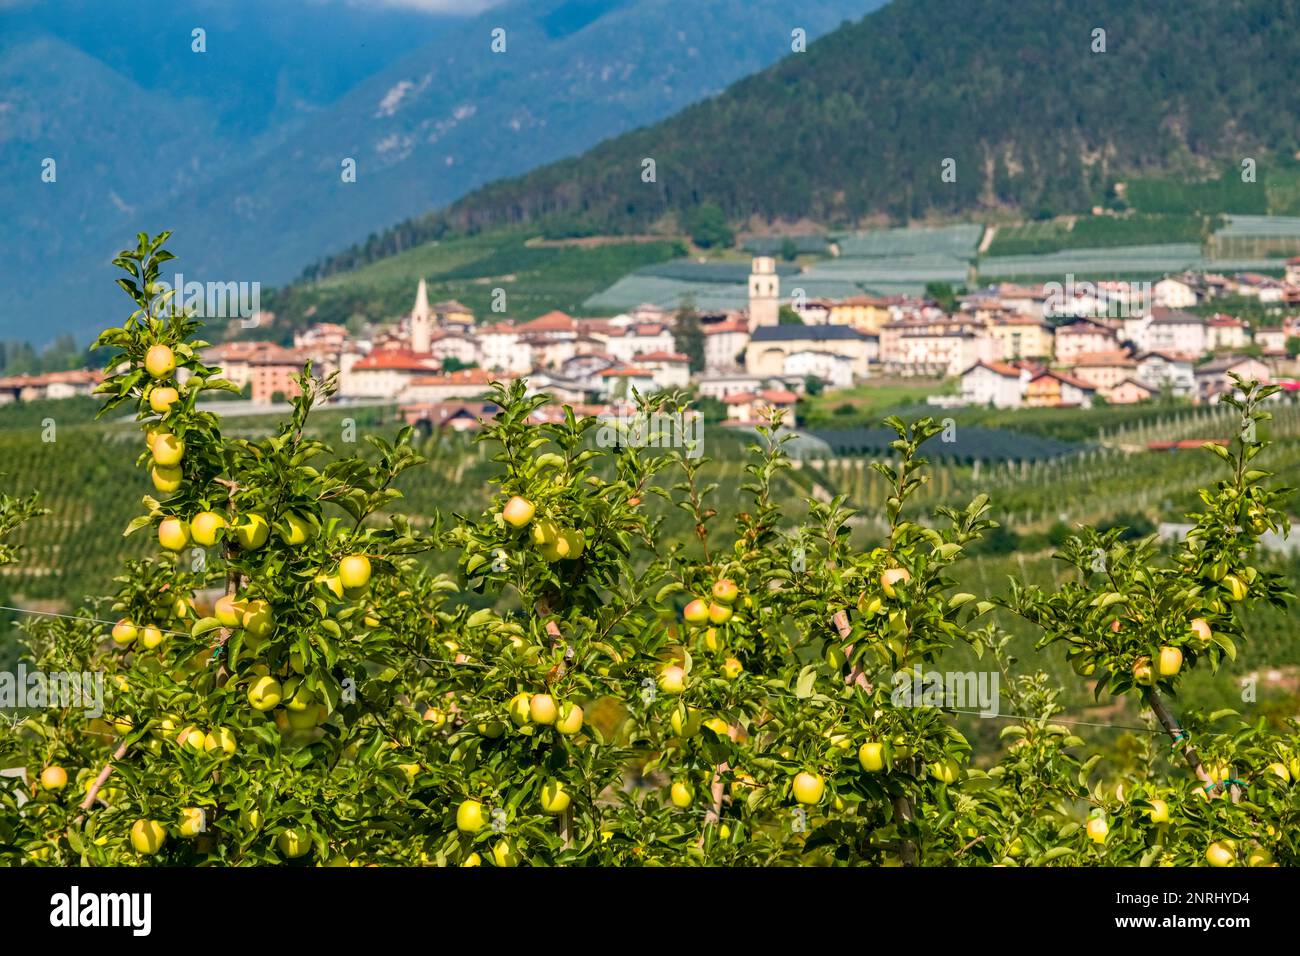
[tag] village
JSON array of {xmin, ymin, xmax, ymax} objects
[{"xmin": 5, "ymin": 256, "xmax": 1299, "ymax": 431}]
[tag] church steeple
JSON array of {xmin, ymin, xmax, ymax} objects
[{"xmin": 411, "ymin": 278, "xmax": 432, "ymax": 353}]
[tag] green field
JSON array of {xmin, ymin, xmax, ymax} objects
[{"xmin": 985, "ymin": 214, "xmax": 1211, "ymax": 257}]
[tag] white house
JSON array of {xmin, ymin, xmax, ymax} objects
[
  {"xmin": 341, "ymin": 349, "xmax": 440, "ymax": 398},
  {"xmin": 702, "ymin": 317, "xmax": 751, "ymax": 372},
  {"xmin": 960, "ymin": 361, "xmax": 1025, "ymax": 408},
  {"xmin": 784, "ymin": 349, "xmax": 855, "ymax": 388},
  {"xmin": 604, "ymin": 323, "xmax": 677, "ymax": 363},
  {"xmin": 635, "ymin": 351, "xmax": 692, "ymax": 390},
  {"xmin": 1146, "ymin": 309, "xmax": 1207, "ymax": 357},
  {"xmin": 697, "ymin": 373, "xmax": 766, "ymax": 401},
  {"xmin": 1135, "ymin": 351, "xmax": 1196, "ymax": 398},
  {"xmin": 1153, "ymin": 276, "xmax": 1201, "ymax": 309},
  {"xmin": 478, "ymin": 322, "xmax": 533, "ymax": 374}
]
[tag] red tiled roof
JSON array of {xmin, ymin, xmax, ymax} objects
[
  {"xmin": 516, "ymin": 310, "xmax": 575, "ymax": 332},
  {"xmin": 352, "ymin": 349, "xmax": 436, "ymax": 372},
  {"xmin": 965, "ymin": 360, "xmax": 1022, "ymax": 378}
]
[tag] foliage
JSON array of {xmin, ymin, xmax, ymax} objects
[{"xmin": 3, "ymin": 236, "xmax": 1300, "ymax": 868}]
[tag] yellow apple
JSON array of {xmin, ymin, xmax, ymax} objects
[
  {"xmin": 508, "ymin": 691, "xmax": 532, "ymax": 726},
  {"xmin": 111, "ymin": 620, "xmax": 137, "ymax": 645},
  {"xmin": 1189, "ymin": 617, "xmax": 1212, "ymax": 642},
  {"xmin": 461, "ymin": 852, "xmax": 481, "ymax": 867},
  {"xmin": 502, "ymin": 496, "xmax": 536, "ymax": 528},
  {"xmin": 130, "ymin": 819, "xmax": 167, "ymax": 855},
  {"xmin": 702, "ymin": 627, "xmax": 722, "ymax": 653},
  {"xmin": 539, "ymin": 779, "xmax": 570, "ymax": 814},
  {"xmin": 139, "ymin": 625, "xmax": 164, "ymax": 650},
  {"xmin": 670, "ymin": 780, "xmax": 694, "ymax": 808},
  {"xmin": 1157, "ymin": 646, "xmax": 1183, "ymax": 678},
  {"xmin": 1266, "ymin": 762, "xmax": 1290, "ymax": 783},
  {"xmin": 930, "ymin": 758, "xmax": 961, "ymax": 785},
  {"xmin": 1222, "ymin": 574, "xmax": 1248, "ymax": 602},
  {"xmin": 703, "ymin": 716, "xmax": 730, "ymax": 737},
  {"xmin": 247, "ymin": 675, "xmax": 282, "ymax": 711},
  {"xmin": 1148, "ymin": 798, "xmax": 1170, "ymax": 823},
  {"xmin": 658, "ymin": 664, "xmax": 686, "ymax": 694},
  {"xmin": 530, "ymin": 518, "xmax": 560, "ymax": 548},
  {"xmin": 40, "ymin": 765, "xmax": 67, "ymax": 790},
  {"xmin": 241, "ymin": 599, "xmax": 275, "ymax": 639},
  {"xmin": 151, "ymin": 432, "xmax": 185, "ymax": 466},
  {"xmin": 157, "ymin": 517, "xmax": 190, "ymax": 551},
  {"xmin": 712, "ymin": 579, "xmax": 739, "ymax": 605},
  {"xmin": 721, "ymin": 657, "xmax": 743, "ymax": 681},
  {"xmin": 456, "ymin": 799, "xmax": 487, "ymax": 833},
  {"xmin": 339, "ymin": 554, "xmax": 371, "ymax": 589},
  {"xmin": 555, "ymin": 702, "xmax": 584, "ymax": 735},
  {"xmin": 151, "ymin": 464, "xmax": 183, "ymax": 493},
  {"xmin": 277, "ymin": 828, "xmax": 311, "ymax": 859},
  {"xmin": 277, "ymin": 511, "xmax": 316, "ymax": 546},
  {"xmin": 682, "ymin": 599, "xmax": 709, "ymax": 625},
  {"xmin": 214, "ymin": 594, "xmax": 244, "ymax": 628},
  {"xmin": 708, "ymin": 602, "xmax": 733, "ymax": 625},
  {"xmin": 491, "ymin": 839, "xmax": 519, "ymax": 867},
  {"xmin": 144, "ymin": 344, "xmax": 176, "ymax": 378},
  {"xmin": 1205, "ymin": 841, "xmax": 1236, "ymax": 867},
  {"xmin": 478, "ymin": 719, "xmax": 505, "ymax": 738},
  {"xmin": 148, "ymin": 385, "xmax": 180, "ymax": 415},
  {"xmin": 858, "ymin": 741, "xmax": 885, "ymax": 772},
  {"xmin": 881, "ymin": 567, "xmax": 911, "ymax": 598},
  {"xmin": 1132, "ymin": 656, "xmax": 1154, "ymax": 686},
  {"xmin": 204, "ymin": 727, "xmax": 236, "ymax": 757},
  {"xmin": 529, "ymin": 693, "xmax": 557, "ymax": 725},
  {"xmin": 178, "ymin": 807, "xmax": 206, "ymax": 838},
  {"xmin": 792, "ymin": 771, "xmax": 825, "ymax": 805},
  {"xmin": 283, "ymin": 678, "xmax": 315, "ymax": 713},
  {"xmin": 422, "ymin": 707, "xmax": 447, "ymax": 728},
  {"xmin": 233, "ymin": 514, "xmax": 270, "ymax": 550},
  {"xmin": 670, "ymin": 706, "xmax": 701, "ymax": 737},
  {"xmin": 1086, "ymin": 817, "xmax": 1109, "ymax": 844}
]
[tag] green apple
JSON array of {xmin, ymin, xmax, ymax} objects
[{"xmin": 233, "ymin": 514, "xmax": 270, "ymax": 550}]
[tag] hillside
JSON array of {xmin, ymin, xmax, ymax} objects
[
  {"xmin": 326, "ymin": 0, "xmax": 1300, "ymax": 264},
  {"xmin": 4, "ymin": 0, "xmax": 878, "ymax": 342}
]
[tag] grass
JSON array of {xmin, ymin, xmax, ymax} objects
[{"xmin": 798, "ymin": 379, "xmax": 951, "ymax": 427}]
